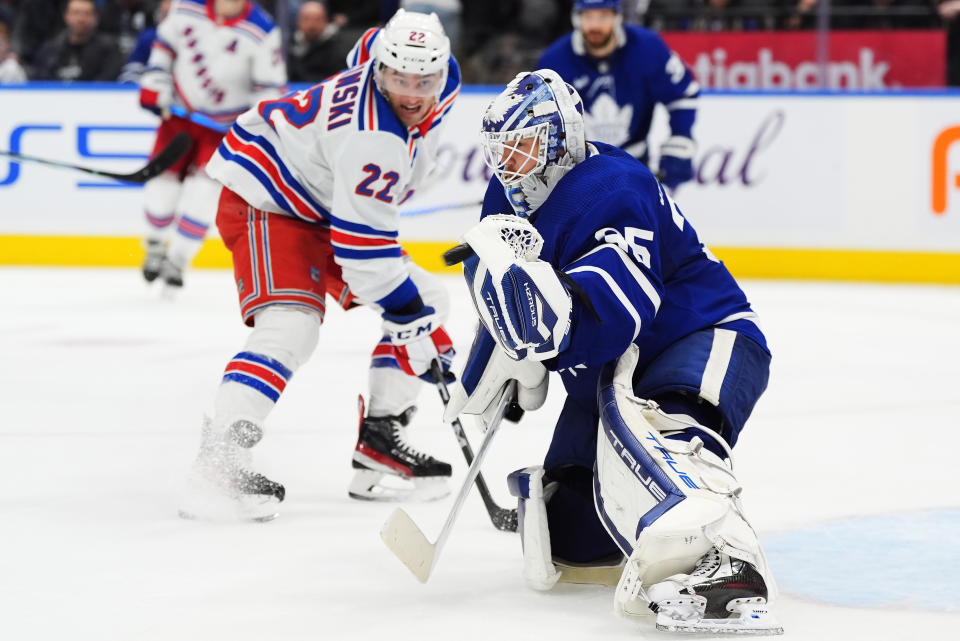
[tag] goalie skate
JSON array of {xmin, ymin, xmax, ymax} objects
[
  {"xmin": 179, "ymin": 418, "xmax": 285, "ymax": 522},
  {"xmin": 641, "ymin": 547, "xmax": 783, "ymax": 635},
  {"xmin": 349, "ymin": 402, "xmax": 451, "ymax": 502}
]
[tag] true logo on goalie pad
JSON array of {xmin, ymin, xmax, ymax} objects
[
  {"xmin": 603, "ymin": 424, "xmax": 668, "ymax": 502},
  {"xmin": 645, "ymin": 432, "xmax": 700, "ymax": 490}
]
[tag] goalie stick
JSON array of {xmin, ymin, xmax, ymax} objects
[
  {"xmin": 429, "ymin": 361, "xmax": 518, "ymax": 533},
  {"xmin": 381, "ymin": 381, "xmax": 516, "ymax": 583},
  {"xmin": 0, "ymin": 132, "xmax": 191, "ymax": 184}
]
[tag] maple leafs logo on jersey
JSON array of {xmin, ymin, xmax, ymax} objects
[
  {"xmin": 484, "ymin": 90, "xmax": 523, "ymax": 124},
  {"xmin": 583, "ymin": 94, "xmax": 633, "ymax": 147}
]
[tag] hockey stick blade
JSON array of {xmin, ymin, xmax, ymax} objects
[
  {"xmin": 380, "ymin": 508, "xmax": 435, "ymax": 583},
  {"xmin": 429, "ymin": 361, "xmax": 518, "ymax": 533},
  {"xmin": 0, "ymin": 132, "xmax": 191, "ymax": 184},
  {"xmin": 381, "ymin": 382, "xmax": 516, "ymax": 583}
]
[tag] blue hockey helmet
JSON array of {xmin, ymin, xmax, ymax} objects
[
  {"xmin": 573, "ymin": 0, "xmax": 621, "ymax": 11},
  {"xmin": 480, "ymin": 69, "xmax": 586, "ymax": 187}
]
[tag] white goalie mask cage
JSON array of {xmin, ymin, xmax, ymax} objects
[
  {"xmin": 480, "ymin": 69, "xmax": 587, "ymax": 187},
  {"xmin": 373, "ymin": 9, "xmax": 451, "ymax": 100}
]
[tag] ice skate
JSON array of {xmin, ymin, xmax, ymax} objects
[
  {"xmin": 159, "ymin": 255, "xmax": 184, "ymax": 288},
  {"xmin": 349, "ymin": 405, "xmax": 452, "ymax": 502},
  {"xmin": 179, "ymin": 417, "xmax": 285, "ymax": 522},
  {"xmin": 638, "ymin": 546, "xmax": 783, "ymax": 635},
  {"xmin": 142, "ymin": 239, "xmax": 166, "ymax": 283}
]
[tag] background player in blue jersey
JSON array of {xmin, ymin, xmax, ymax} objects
[
  {"xmin": 445, "ymin": 70, "xmax": 782, "ymax": 635},
  {"xmin": 537, "ymin": 0, "xmax": 699, "ymax": 191}
]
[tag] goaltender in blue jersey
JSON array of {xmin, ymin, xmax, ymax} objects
[
  {"xmin": 537, "ymin": 0, "xmax": 699, "ymax": 190},
  {"xmin": 444, "ymin": 70, "xmax": 783, "ymax": 635}
]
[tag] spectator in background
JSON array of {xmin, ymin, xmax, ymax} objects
[
  {"xmin": 939, "ymin": 0, "xmax": 960, "ymax": 84},
  {"xmin": 258, "ymin": 0, "xmax": 302, "ymax": 32},
  {"xmin": 327, "ymin": 0, "xmax": 396, "ymax": 44},
  {"xmin": 403, "ymin": 0, "xmax": 460, "ymax": 49},
  {"xmin": 98, "ymin": 0, "xmax": 158, "ymax": 59},
  {"xmin": 689, "ymin": 0, "xmax": 782, "ymax": 30},
  {"xmin": 12, "ymin": 0, "xmax": 64, "ymax": 75},
  {"xmin": 0, "ymin": 5, "xmax": 27, "ymax": 83},
  {"xmin": 844, "ymin": 0, "xmax": 939, "ymax": 28},
  {"xmin": 459, "ymin": 0, "xmax": 573, "ymax": 84},
  {"xmin": 119, "ymin": 0, "xmax": 170, "ymax": 83},
  {"xmin": 32, "ymin": 0, "xmax": 123, "ymax": 81},
  {"xmin": 288, "ymin": 1, "xmax": 351, "ymax": 81}
]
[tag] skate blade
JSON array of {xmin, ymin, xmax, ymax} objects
[
  {"xmin": 179, "ymin": 474, "xmax": 281, "ymax": 522},
  {"xmin": 348, "ymin": 470, "xmax": 450, "ymax": 502},
  {"xmin": 178, "ymin": 508, "xmax": 279, "ymax": 523},
  {"xmin": 160, "ymin": 284, "xmax": 181, "ymax": 301},
  {"xmin": 655, "ymin": 603, "xmax": 784, "ymax": 635}
]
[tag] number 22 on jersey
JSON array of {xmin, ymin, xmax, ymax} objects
[{"xmin": 355, "ymin": 164, "xmax": 399, "ymax": 203}]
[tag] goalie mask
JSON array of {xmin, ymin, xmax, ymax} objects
[
  {"xmin": 480, "ymin": 69, "xmax": 586, "ymax": 216},
  {"xmin": 373, "ymin": 9, "xmax": 450, "ymax": 101}
]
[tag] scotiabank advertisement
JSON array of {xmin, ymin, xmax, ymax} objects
[{"xmin": 662, "ymin": 30, "xmax": 945, "ymax": 90}]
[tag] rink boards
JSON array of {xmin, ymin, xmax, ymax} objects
[{"xmin": 1, "ymin": 84, "xmax": 959, "ymax": 283}]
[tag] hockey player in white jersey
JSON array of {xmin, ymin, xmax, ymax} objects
[
  {"xmin": 138, "ymin": 0, "xmax": 287, "ymax": 289},
  {"xmin": 178, "ymin": 9, "xmax": 462, "ymax": 521},
  {"xmin": 445, "ymin": 70, "xmax": 782, "ymax": 634}
]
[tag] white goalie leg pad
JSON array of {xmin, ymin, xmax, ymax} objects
[
  {"xmin": 507, "ymin": 466, "xmax": 561, "ymax": 591},
  {"xmin": 444, "ymin": 325, "xmax": 548, "ymax": 426},
  {"xmin": 592, "ymin": 345, "xmax": 775, "ymax": 618},
  {"xmin": 213, "ymin": 306, "xmax": 321, "ymax": 429}
]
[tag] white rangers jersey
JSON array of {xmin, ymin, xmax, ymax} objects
[
  {"xmin": 145, "ymin": 0, "xmax": 287, "ymax": 127},
  {"xmin": 205, "ymin": 28, "xmax": 461, "ymax": 311}
]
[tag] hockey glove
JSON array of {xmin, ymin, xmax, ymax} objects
[
  {"xmin": 381, "ymin": 305, "xmax": 455, "ymax": 382},
  {"xmin": 461, "ymin": 215, "xmax": 572, "ymax": 362},
  {"xmin": 139, "ymin": 71, "xmax": 173, "ymax": 117},
  {"xmin": 444, "ymin": 326, "xmax": 548, "ymax": 429},
  {"xmin": 658, "ymin": 135, "xmax": 696, "ymax": 190}
]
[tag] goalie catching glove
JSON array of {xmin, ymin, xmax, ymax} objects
[
  {"xmin": 381, "ymin": 305, "xmax": 454, "ymax": 382},
  {"xmin": 461, "ymin": 215, "xmax": 572, "ymax": 362}
]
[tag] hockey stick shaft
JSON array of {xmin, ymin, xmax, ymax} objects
[
  {"xmin": 380, "ymin": 381, "xmax": 516, "ymax": 583},
  {"xmin": 167, "ymin": 105, "xmax": 232, "ymax": 133},
  {"xmin": 400, "ymin": 200, "xmax": 482, "ymax": 218},
  {"xmin": 0, "ymin": 131, "xmax": 191, "ymax": 184},
  {"xmin": 429, "ymin": 362, "xmax": 518, "ymax": 532}
]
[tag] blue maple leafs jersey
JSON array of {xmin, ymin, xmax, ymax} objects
[
  {"xmin": 537, "ymin": 25, "xmax": 699, "ymax": 162},
  {"xmin": 480, "ymin": 143, "xmax": 767, "ymax": 378}
]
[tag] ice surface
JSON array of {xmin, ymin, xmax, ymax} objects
[{"xmin": 2, "ymin": 268, "xmax": 959, "ymax": 640}]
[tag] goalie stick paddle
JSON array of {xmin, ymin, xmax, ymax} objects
[
  {"xmin": 380, "ymin": 381, "xmax": 517, "ymax": 583},
  {"xmin": 429, "ymin": 361, "xmax": 518, "ymax": 533},
  {"xmin": 0, "ymin": 132, "xmax": 192, "ymax": 184}
]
